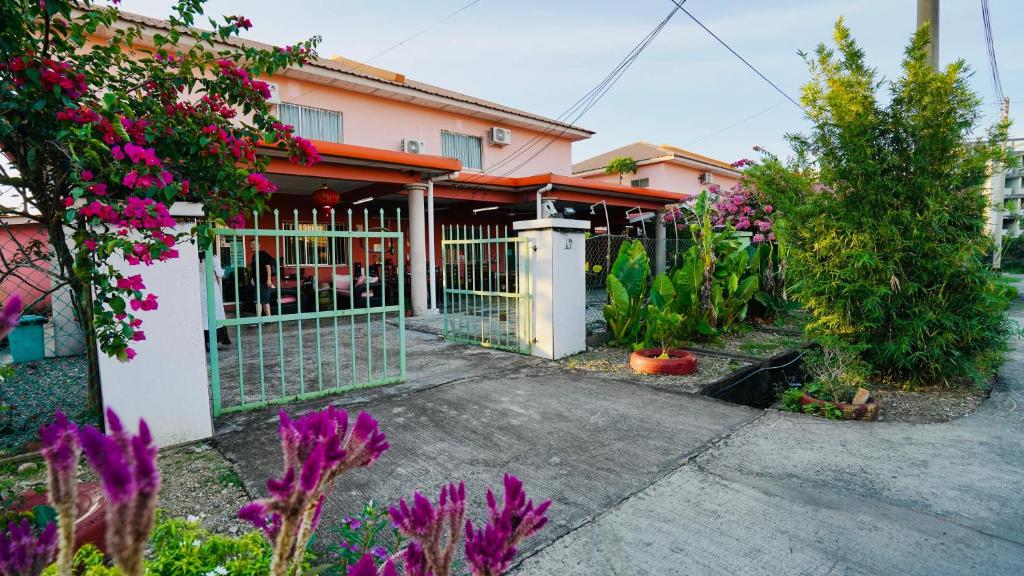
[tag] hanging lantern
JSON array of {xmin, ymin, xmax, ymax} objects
[{"xmin": 312, "ymin": 183, "xmax": 340, "ymax": 209}]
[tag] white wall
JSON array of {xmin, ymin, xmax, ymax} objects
[{"xmin": 97, "ymin": 203, "xmax": 212, "ymax": 446}]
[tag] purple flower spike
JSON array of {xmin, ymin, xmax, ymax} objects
[
  {"xmin": 0, "ymin": 518, "xmax": 57, "ymax": 576},
  {"xmin": 0, "ymin": 294, "xmax": 22, "ymax": 340},
  {"xmin": 402, "ymin": 542, "xmax": 431, "ymax": 576},
  {"xmin": 239, "ymin": 407, "xmax": 389, "ymax": 575},
  {"xmin": 347, "ymin": 553, "xmax": 397, "ymax": 576},
  {"xmin": 389, "ymin": 482, "xmax": 467, "ymax": 576},
  {"xmin": 464, "ymin": 474, "xmax": 551, "ymax": 576},
  {"xmin": 77, "ymin": 409, "xmax": 160, "ymax": 576}
]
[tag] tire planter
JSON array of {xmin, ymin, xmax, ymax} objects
[
  {"xmin": 15, "ymin": 482, "xmax": 106, "ymax": 551},
  {"xmin": 629, "ymin": 348, "xmax": 698, "ymax": 375},
  {"xmin": 799, "ymin": 393, "xmax": 880, "ymax": 421}
]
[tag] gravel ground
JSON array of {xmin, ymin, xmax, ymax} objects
[
  {"xmin": 562, "ymin": 345, "xmax": 754, "ymax": 393},
  {"xmin": 0, "ymin": 441, "xmax": 252, "ymax": 535},
  {"xmin": 0, "ymin": 355, "xmax": 95, "ymax": 456},
  {"xmin": 698, "ymin": 329, "xmax": 805, "ymax": 359},
  {"xmin": 871, "ymin": 385, "xmax": 990, "ymax": 423}
]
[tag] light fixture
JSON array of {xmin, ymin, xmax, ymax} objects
[
  {"xmin": 352, "ymin": 197, "xmax": 374, "ymax": 205},
  {"xmin": 473, "ymin": 206, "xmax": 499, "ymax": 214},
  {"xmin": 311, "ymin": 182, "xmax": 340, "ymax": 210}
]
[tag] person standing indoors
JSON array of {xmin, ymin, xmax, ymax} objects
[{"xmin": 249, "ymin": 238, "xmax": 275, "ymax": 317}]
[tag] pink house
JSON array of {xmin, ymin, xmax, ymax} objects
[{"xmin": 573, "ymin": 142, "xmax": 742, "ymax": 196}]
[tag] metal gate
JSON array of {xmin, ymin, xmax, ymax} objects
[
  {"xmin": 206, "ymin": 208, "xmax": 405, "ymax": 416},
  {"xmin": 441, "ymin": 225, "xmax": 531, "ymax": 354}
]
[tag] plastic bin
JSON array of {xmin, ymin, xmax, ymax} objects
[{"xmin": 9, "ymin": 314, "xmax": 46, "ymax": 363}]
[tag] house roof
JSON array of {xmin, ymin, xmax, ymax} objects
[
  {"xmin": 572, "ymin": 142, "xmax": 739, "ymax": 175},
  {"xmin": 106, "ymin": 10, "xmax": 594, "ymax": 139}
]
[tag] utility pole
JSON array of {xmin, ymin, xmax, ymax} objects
[{"xmin": 917, "ymin": 0, "xmax": 939, "ymax": 68}]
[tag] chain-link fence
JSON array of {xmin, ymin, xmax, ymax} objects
[
  {"xmin": 584, "ymin": 234, "xmax": 694, "ymax": 336},
  {"xmin": 2, "ymin": 217, "xmax": 90, "ymax": 452}
]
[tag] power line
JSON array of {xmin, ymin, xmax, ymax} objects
[
  {"xmin": 680, "ymin": 100, "xmax": 789, "ymax": 148},
  {"xmin": 462, "ymin": 3, "xmax": 684, "ymax": 183},
  {"xmin": 980, "ymin": 0, "xmax": 1004, "ymax": 104},
  {"xmin": 357, "ymin": 0, "xmax": 485, "ymax": 69},
  {"xmin": 667, "ymin": 0, "xmax": 803, "ymax": 111}
]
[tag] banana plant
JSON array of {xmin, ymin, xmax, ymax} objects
[{"xmin": 603, "ymin": 239, "xmax": 650, "ymax": 344}]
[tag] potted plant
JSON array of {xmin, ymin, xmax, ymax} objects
[
  {"xmin": 628, "ymin": 274, "xmax": 697, "ymax": 375},
  {"xmin": 780, "ymin": 340, "xmax": 879, "ymax": 420}
]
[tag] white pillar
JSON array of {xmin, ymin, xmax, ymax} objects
[
  {"xmin": 654, "ymin": 211, "xmax": 667, "ymax": 276},
  {"xmin": 513, "ymin": 218, "xmax": 588, "ymax": 360},
  {"xmin": 97, "ymin": 203, "xmax": 212, "ymax": 447},
  {"xmin": 427, "ymin": 180, "xmax": 438, "ymax": 312},
  {"xmin": 406, "ymin": 183, "xmax": 429, "ymax": 315}
]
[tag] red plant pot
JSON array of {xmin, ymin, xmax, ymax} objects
[
  {"xmin": 15, "ymin": 483, "xmax": 106, "ymax": 551},
  {"xmin": 798, "ymin": 393, "xmax": 880, "ymax": 421},
  {"xmin": 629, "ymin": 348, "xmax": 699, "ymax": 375}
]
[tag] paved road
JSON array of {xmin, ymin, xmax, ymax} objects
[
  {"xmin": 217, "ymin": 328, "xmax": 760, "ymax": 556},
  {"xmin": 516, "ymin": 296, "xmax": 1024, "ymax": 575}
]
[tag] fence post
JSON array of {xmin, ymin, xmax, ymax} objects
[
  {"xmin": 654, "ymin": 210, "xmax": 667, "ymax": 275},
  {"xmin": 513, "ymin": 218, "xmax": 588, "ymax": 360},
  {"xmin": 96, "ymin": 202, "xmax": 213, "ymax": 447}
]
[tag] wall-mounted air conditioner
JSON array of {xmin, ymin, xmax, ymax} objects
[
  {"xmin": 402, "ymin": 139, "xmax": 425, "ymax": 154},
  {"xmin": 490, "ymin": 127, "xmax": 512, "ymax": 146},
  {"xmin": 699, "ymin": 172, "xmax": 714, "ymax": 185}
]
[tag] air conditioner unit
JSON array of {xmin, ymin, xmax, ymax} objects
[
  {"xmin": 490, "ymin": 127, "xmax": 512, "ymax": 146},
  {"xmin": 402, "ymin": 139, "xmax": 425, "ymax": 154},
  {"xmin": 699, "ymin": 172, "xmax": 714, "ymax": 185}
]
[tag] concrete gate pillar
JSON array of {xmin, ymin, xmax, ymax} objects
[
  {"xmin": 406, "ymin": 183, "xmax": 429, "ymax": 316},
  {"xmin": 654, "ymin": 210, "xmax": 667, "ymax": 276},
  {"xmin": 96, "ymin": 202, "xmax": 212, "ymax": 447},
  {"xmin": 513, "ymin": 218, "xmax": 588, "ymax": 360}
]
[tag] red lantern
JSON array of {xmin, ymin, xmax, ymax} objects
[{"xmin": 312, "ymin": 183, "xmax": 340, "ymax": 209}]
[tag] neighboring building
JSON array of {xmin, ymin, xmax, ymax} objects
[
  {"xmin": 572, "ymin": 141, "xmax": 742, "ymax": 196},
  {"xmin": 987, "ymin": 138, "xmax": 1024, "ymax": 267}
]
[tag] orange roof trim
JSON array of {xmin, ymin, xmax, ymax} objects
[
  {"xmin": 452, "ymin": 172, "xmax": 688, "ymax": 202},
  {"xmin": 259, "ymin": 139, "xmax": 461, "ymax": 172}
]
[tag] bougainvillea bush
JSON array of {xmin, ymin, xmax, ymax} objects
[
  {"xmin": 0, "ymin": 0, "xmax": 321, "ymax": 411},
  {"xmin": 7, "ymin": 407, "xmax": 549, "ymax": 576},
  {"xmin": 756, "ymin": 20, "xmax": 1015, "ymax": 387}
]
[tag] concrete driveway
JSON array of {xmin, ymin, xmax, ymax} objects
[
  {"xmin": 515, "ymin": 302, "xmax": 1024, "ymax": 575},
  {"xmin": 216, "ymin": 327, "xmax": 760, "ymax": 556}
]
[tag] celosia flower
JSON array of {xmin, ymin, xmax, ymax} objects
[
  {"xmin": 39, "ymin": 410, "xmax": 81, "ymax": 575},
  {"xmin": 0, "ymin": 518, "xmax": 57, "ymax": 576},
  {"xmin": 238, "ymin": 407, "xmax": 388, "ymax": 576},
  {"xmin": 464, "ymin": 474, "xmax": 550, "ymax": 576},
  {"xmin": 389, "ymin": 482, "xmax": 466, "ymax": 576},
  {"xmin": 347, "ymin": 554, "xmax": 397, "ymax": 576},
  {"xmin": 78, "ymin": 409, "xmax": 160, "ymax": 576},
  {"xmin": 0, "ymin": 294, "xmax": 22, "ymax": 340}
]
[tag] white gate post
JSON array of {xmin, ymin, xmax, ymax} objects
[
  {"xmin": 96, "ymin": 202, "xmax": 212, "ymax": 447},
  {"xmin": 513, "ymin": 218, "xmax": 588, "ymax": 360}
]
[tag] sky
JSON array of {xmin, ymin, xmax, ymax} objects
[{"xmin": 35, "ymin": 0, "xmax": 1024, "ymax": 166}]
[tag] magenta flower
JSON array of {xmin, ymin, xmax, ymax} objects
[
  {"xmin": 347, "ymin": 553, "xmax": 397, "ymax": 576},
  {"xmin": 239, "ymin": 407, "xmax": 388, "ymax": 576},
  {"xmin": 0, "ymin": 518, "xmax": 57, "ymax": 576},
  {"xmin": 78, "ymin": 409, "xmax": 160, "ymax": 576},
  {"xmin": 464, "ymin": 474, "xmax": 551, "ymax": 576},
  {"xmin": 389, "ymin": 482, "xmax": 466, "ymax": 576},
  {"xmin": 0, "ymin": 294, "xmax": 22, "ymax": 340}
]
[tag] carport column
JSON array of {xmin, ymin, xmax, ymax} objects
[
  {"xmin": 96, "ymin": 202, "xmax": 212, "ymax": 447},
  {"xmin": 406, "ymin": 183, "xmax": 429, "ymax": 315},
  {"xmin": 654, "ymin": 209, "xmax": 667, "ymax": 275},
  {"xmin": 513, "ymin": 218, "xmax": 589, "ymax": 360}
]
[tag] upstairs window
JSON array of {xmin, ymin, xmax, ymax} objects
[
  {"xmin": 630, "ymin": 177, "xmax": 650, "ymax": 188},
  {"xmin": 277, "ymin": 103, "xmax": 343, "ymax": 143},
  {"xmin": 441, "ymin": 131, "xmax": 482, "ymax": 170}
]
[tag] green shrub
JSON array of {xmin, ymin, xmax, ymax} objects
[
  {"xmin": 603, "ymin": 239, "xmax": 650, "ymax": 344},
  {"xmin": 755, "ymin": 19, "xmax": 1016, "ymax": 387}
]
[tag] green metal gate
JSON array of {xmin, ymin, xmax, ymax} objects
[
  {"xmin": 205, "ymin": 208, "xmax": 405, "ymax": 416},
  {"xmin": 441, "ymin": 225, "xmax": 531, "ymax": 354}
]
